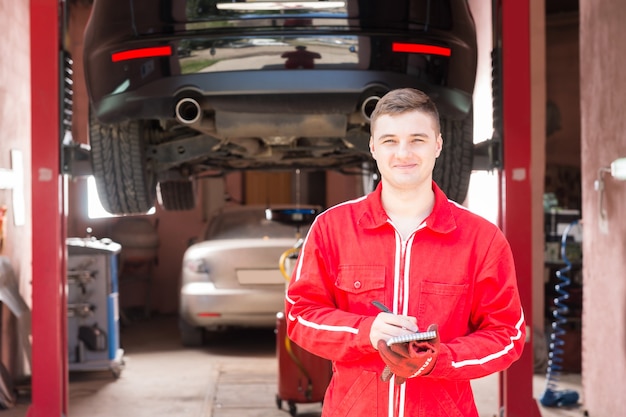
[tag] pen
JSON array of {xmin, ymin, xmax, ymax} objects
[
  {"xmin": 372, "ymin": 300, "xmax": 415, "ymax": 332},
  {"xmin": 372, "ymin": 300, "xmax": 434, "ymax": 345},
  {"xmin": 371, "ymin": 299, "xmax": 395, "ymax": 378},
  {"xmin": 371, "ymin": 300, "xmax": 390, "ymax": 313}
]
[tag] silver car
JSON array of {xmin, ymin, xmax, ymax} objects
[{"xmin": 178, "ymin": 204, "xmax": 318, "ymax": 346}]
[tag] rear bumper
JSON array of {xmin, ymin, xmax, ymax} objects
[
  {"xmin": 93, "ymin": 69, "xmax": 473, "ymax": 124},
  {"xmin": 180, "ymin": 282, "xmax": 285, "ymax": 329}
]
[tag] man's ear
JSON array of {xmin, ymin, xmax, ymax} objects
[
  {"xmin": 369, "ymin": 136, "xmax": 376, "ymax": 159},
  {"xmin": 435, "ymin": 134, "xmax": 443, "ymax": 157}
]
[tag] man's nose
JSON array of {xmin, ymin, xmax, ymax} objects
[{"xmin": 396, "ymin": 141, "xmax": 411, "ymax": 157}]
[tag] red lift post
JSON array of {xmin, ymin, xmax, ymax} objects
[
  {"xmin": 499, "ymin": 0, "xmax": 542, "ymax": 415},
  {"xmin": 28, "ymin": 0, "xmax": 68, "ymax": 416}
]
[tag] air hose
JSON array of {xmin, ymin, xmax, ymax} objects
[
  {"xmin": 279, "ymin": 246, "xmax": 301, "ymax": 281},
  {"xmin": 539, "ymin": 220, "xmax": 581, "ymax": 407}
]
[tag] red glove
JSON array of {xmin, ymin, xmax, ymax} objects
[{"xmin": 378, "ymin": 324, "xmax": 440, "ymax": 384}]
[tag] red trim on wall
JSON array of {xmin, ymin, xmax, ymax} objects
[{"xmin": 27, "ymin": 1, "xmax": 68, "ymax": 416}]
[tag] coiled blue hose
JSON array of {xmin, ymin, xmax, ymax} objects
[{"xmin": 539, "ymin": 220, "xmax": 580, "ymax": 407}]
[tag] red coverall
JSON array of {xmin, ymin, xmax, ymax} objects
[{"xmin": 285, "ymin": 182, "xmax": 526, "ymax": 417}]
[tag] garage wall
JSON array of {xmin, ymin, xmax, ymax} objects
[
  {"xmin": 580, "ymin": 0, "xmax": 626, "ymax": 415},
  {"xmin": 0, "ymin": 0, "xmax": 33, "ymax": 378}
]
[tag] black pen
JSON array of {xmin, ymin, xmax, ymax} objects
[
  {"xmin": 372, "ymin": 300, "xmax": 434, "ymax": 344},
  {"xmin": 372, "ymin": 300, "xmax": 391, "ymax": 313}
]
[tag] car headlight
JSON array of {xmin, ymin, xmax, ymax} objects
[{"xmin": 183, "ymin": 258, "xmax": 210, "ymax": 274}]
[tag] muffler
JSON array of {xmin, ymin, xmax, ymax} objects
[
  {"xmin": 175, "ymin": 97, "xmax": 202, "ymax": 125},
  {"xmin": 360, "ymin": 96, "xmax": 381, "ymax": 122}
]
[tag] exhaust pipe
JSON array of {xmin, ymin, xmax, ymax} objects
[
  {"xmin": 175, "ymin": 97, "xmax": 202, "ymax": 125},
  {"xmin": 360, "ymin": 96, "xmax": 381, "ymax": 122}
]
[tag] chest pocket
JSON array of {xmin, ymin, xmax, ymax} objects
[
  {"xmin": 335, "ymin": 265, "xmax": 386, "ymax": 313},
  {"xmin": 417, "ymin": 281, "xmax": 469, "ymax": 334}
]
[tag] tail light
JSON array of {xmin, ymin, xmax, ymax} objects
[
  {"xmin": 111, "ymin": 46, "xmax": 173, "ymax": 62},
  {"xmin": 392, "ymin": 42, "xmax": 451, "ymax": 57}
]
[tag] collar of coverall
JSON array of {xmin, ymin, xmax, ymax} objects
[{"xmin": 357, "ymin": 181, "xmax": 457, "ymax": 234}]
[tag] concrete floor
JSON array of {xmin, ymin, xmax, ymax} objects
[{"xmin": 2, "ymin": 314, "xmax": 585, "ymax": 417}]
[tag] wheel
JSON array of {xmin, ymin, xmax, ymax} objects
[
  {"xmin": 433, "ymin": 107, "xmax": 474, "ymax": 204},
  {"xmin": 178, "ymin": 317, "xmax": 204, "ymax": 347},
  {"xmin": 158, "ymin": 179, "xmax": 196, "ymax": 210},
  {"xmin": 89, "ymin": 112, "xmax": 158, "ymax": 215},
  {"xmin": 288, "ymin": 401, "xmax": 297, "ymax": 417},
  {"xmin": 111, "ymin": 365, "xmax": 122, "ymax": 379}
]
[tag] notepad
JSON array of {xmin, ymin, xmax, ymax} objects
[{"xmin": 386, "ymin": 330, "xmax": 437, "ymax": 346}]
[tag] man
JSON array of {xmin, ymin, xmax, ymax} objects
[{"xmin": 285, "ymin": 88, "xmax": 526, "ymax": 417}]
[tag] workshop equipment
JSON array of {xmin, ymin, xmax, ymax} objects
[
  {"xmin": 275, "ymin": 311, "xmax": 332, "ymax": 417},
  {"xmin": 270, "ymin": 207, "xmax": 331, "ymax": 416},
  {"xmin": 0, "ymin": 256, "xmax": 31, "ymax": 409},
  {"xmin": 539, "ymin": 220, "xmax": 580, "ymax": 407},
  {"xmin": 67, "ymin": 237, "xmax": 124, "ymax": 377}
]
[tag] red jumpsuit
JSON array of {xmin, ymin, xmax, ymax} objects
[{"xmin": 285, "ymin": 182, "xmax": 526, "ymax": 417}]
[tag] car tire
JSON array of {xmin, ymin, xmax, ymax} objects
[
  {"xmin": 89, "ymin": 114, "xmax": 157, "ymax": 215},
  {"xmin": 158, "ymin": 179, "xmax": 196, "ymax": 211},
  {"xmin": 179, "ymin": 317, "xmax": 204, "ymax": 347},
  {"xmin": 434, "ymin": 108, "xmax": 474, "ymax": 204}
]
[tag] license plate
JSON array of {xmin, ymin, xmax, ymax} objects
[{"xmin": 236, "ymin": 269, "xmax": 284, "ymax": 284}]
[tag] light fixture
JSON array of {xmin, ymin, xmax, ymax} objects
[
  {"xmin": 609, "ymin": 157, "xmax": 626, "ymax": 180},
  {"xmin": 594, "ymin": 157, "xmax": 626, "ymax": 233}
]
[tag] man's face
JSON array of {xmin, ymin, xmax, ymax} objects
[{"xmin": 369, "ymin": 110, "xmax": 443, "ymax": 191}]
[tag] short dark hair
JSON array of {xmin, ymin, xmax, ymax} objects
[{"xmin": 370, "ymin": 88, "xmax": 441, "ymax": 135}]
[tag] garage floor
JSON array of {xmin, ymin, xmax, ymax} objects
[{"xmin": 3, "ymin": 314, "xmax": 584, "ymax": 417}]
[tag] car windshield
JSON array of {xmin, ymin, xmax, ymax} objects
[{"xmin": 206, "ymin": 207, "xmax": 307, "ymax": 239}]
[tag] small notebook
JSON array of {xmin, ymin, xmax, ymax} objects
[{"xmin": 386, "ymin": 330, "xmax": 437, "ymax": 346}]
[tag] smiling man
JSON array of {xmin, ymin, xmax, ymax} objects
[
  {"xmin": 285, "ymin": 88, "xmax": 526, "ymax": 417},
  {"xmin": 369, "ymin": 91, "xmax": 443, "ymax": 240}
]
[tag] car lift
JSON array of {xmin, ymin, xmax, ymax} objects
[
  {"xmin": 494, "ymin": 0, "xmax": 542, "ymax": 415},
  {"xmin": 28, "ymin": 0, "xmax": 541, "ymax": 416},
  {"xmin": 29, "ymin": 1, "xmax": 69, "ymax": 416}
]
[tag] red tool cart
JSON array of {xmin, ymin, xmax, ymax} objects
[
  {"xmin": 271, "ymin": 207, "xmax": 332, "ymax": 417},
  {"xmin": 275, "ymin": 311, "xmax": 332, "ymax": 417}
]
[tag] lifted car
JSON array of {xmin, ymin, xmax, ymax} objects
[{"xmin": 83, "ymin": 0, "xmax": 477, "ymax": 214}]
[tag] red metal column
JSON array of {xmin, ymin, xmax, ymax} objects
[
  {"xmin": 499, "ymin": 0, "xmax": 541, "ymax": 416},
  {"xmin": 28, "ymin": 1, "xmax": 68, "ymax": 416}
]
